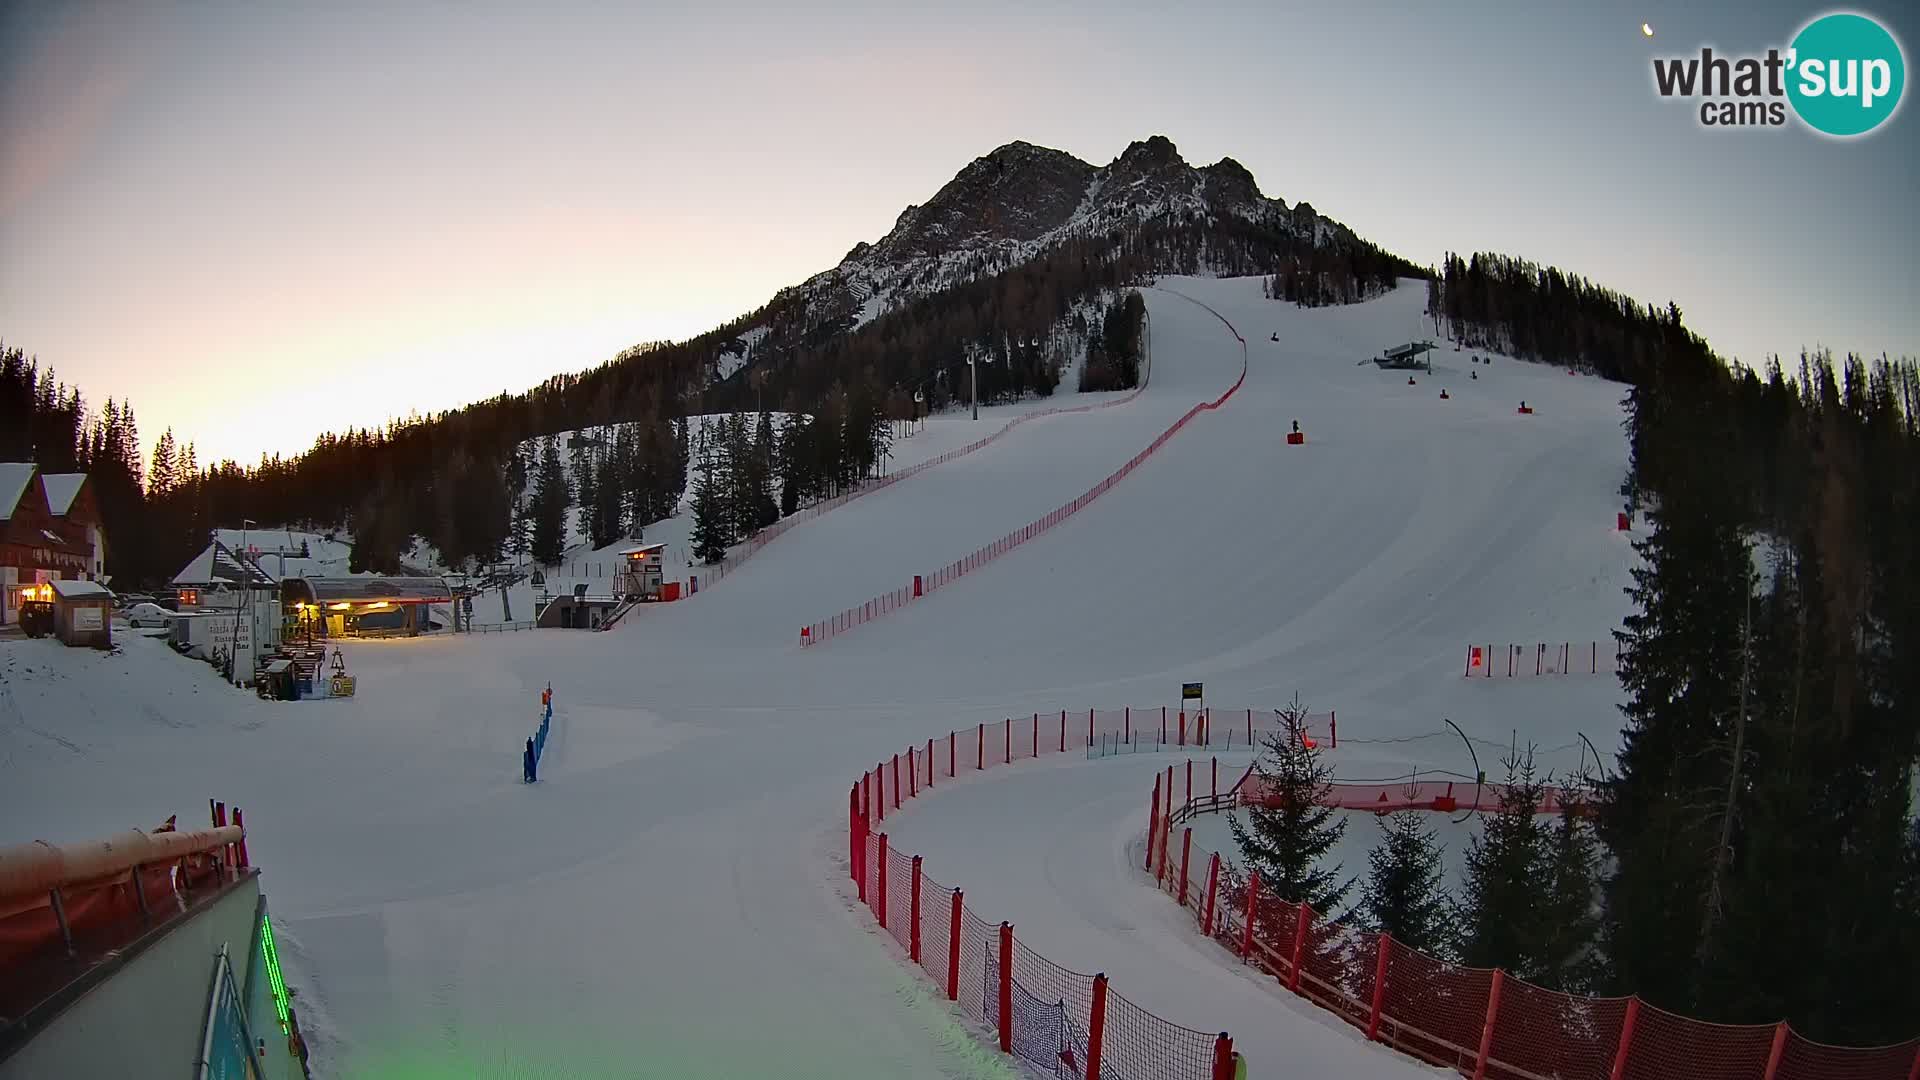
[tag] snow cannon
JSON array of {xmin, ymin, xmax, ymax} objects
[
  {"xmin": 1286, "ymin": 420, "xmax": 1305, "ymax": 446},
  {"xmin": 800, "ymin": 625, "xmax": 812, "ymax": 645},
  {"xmin": 1471, "ymin": 371, "xmax": 1479, "ymax": 380},
  {"xmin": 1407, "ymin": 375, "xmax": 1417, "ymax": 386},
  {"xmin": 1517, "ymin": 401, "xmax": 1534, "ymax": 415},
  {"xmin": 1618, "ymin": 512, "xmax": 1632, "ymax": 531},
  {"xmin": 1440, "ymin": 389, "xmax": 1451, "ymax": 400}
]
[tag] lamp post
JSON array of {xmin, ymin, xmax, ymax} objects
[
  {"xmin": 967, "ymin": 345, "xmax": 979, "ymax": 421},
  {"xmin": 242, "ymin": 519, "xmax": 255, "ymax": 559}
]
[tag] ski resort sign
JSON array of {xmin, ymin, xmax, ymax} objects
[{"xmin": 1650, "ymin": 11, "xmax": 1905, "ymax": 136}]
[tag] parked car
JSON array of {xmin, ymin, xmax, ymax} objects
[
  {"xmin": 115, "ymin": 592, "xmax": 155, "ymax": 610},
  {"xmin": 125, "ymin": 602, "xmax": 173, "ymax": 628}
]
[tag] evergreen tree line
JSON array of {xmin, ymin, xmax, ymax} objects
[
  {"xmin": 1262, "ymin": 245, "xmax": 1406, "ymax": 307},
  {"xmin": 1079, "ymin": 293, "xmax": 1148, "ymax": 393},
  {"xmin": 1229, "ymin": 702, "xmax": 1602, "ymax": 994},
  {"xmin": 1605, "ymin": 347, "xmax": 1920, "ymax": 1043},
  {"xmin": 1426, "ymin": 252, "xmax": 1721, "ymax": 385},
  {"xmin": 689, "ymin": 401, "xmax": 891, "ymax": 565}
]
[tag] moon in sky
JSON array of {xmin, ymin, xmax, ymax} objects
[{"xmin": 1642, "ymin": 22, "xmax": 1655, "ymax": 37}]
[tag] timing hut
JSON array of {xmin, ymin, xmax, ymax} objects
[
  {"xmin": 282, "ymin": 576, "xmax": 451, "ymax": 639},
  {"xmin": 614, "ymin": 544, "xmax": 667, "ymax": 601}
]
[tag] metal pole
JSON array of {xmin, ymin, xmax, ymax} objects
[{"xmin": 970, "ymin": 348, "xmax": 978, "ymax": 421}]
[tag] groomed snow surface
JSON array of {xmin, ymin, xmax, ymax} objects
[{"xmin": 0, "ymin": 276, "xmax": 1635, "ymax": 1078}]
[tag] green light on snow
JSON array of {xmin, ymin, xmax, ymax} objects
[{"xmin": 260, "ymin": 912, "xmax": 292, "ymax": 1034}]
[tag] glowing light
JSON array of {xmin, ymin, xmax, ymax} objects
[
  {"xmin": 367, "ymin": 600, "xmax": 389, "ymax": 609},
  {"xmin": 1642, "ymin": 22, "xmax": 1654, "ymax": 37},
  {"xmin": 260, "ymin": 913, "xmax": 292, "ymax": 1034},
  {"xmin": 329, "ymin": 602, "xmax": 351, "ymax": 611}
]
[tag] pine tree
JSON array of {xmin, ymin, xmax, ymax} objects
[
  {"xmin": 1534, "ymin": 799, "xmax": 1601, "ymax": 992},
  {"xmin": 571, "ymin": 431, "xmax": 599, "ymax": 543},
  {"xmin": 1361, "ymin": 809, "xmax": 1454, "ymax": 955},
  {"xmin": 687, "ymin": 449, "xmax": 730, "ymax": 564},
  {"xmin": 1228, "ymin": 696, "xmax": 1354, "ymax": 913},
  {"xmin": 747, "ymin": 410, "xmax": 779, "ymax": 530},
  {"xmin": 1459, "ymin": 750, "xmax": 1549, "ymax": 976},
  {"xmin": 530, "ymin": 435, "xmax": 570, "ymax": 565}
]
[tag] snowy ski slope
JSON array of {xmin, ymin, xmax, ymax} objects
[{"xmin": 0, "ymin": 275, "xmax": 1636, "ymax": 1078}]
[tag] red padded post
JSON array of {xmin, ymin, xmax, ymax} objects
[
  {"xmin": 232, "ymin": 808, "xmax": 249, "ymax": 868},
  {"xmin": 1472, "ymin": 969, "xmax": 1505, "ymax": 1080},
  {"xmin": 1179, "ymin": 709, "xmax": 1186, "ymax": 746},
  {"xmin": 876, "ymin": 833, "xmax": 890, "ymax": 927},
  {"xmin": 908, "ymin": 747, "xmax": 917, "ymax": 797},
  {"xmin": 849, "ymin": 785, "xmax": 862, "ymax": 890},
  {"xmin": 997, "ymin": 923, "xmax": 1013, "ymax": 1053},
  {"xmin": 1609, "ymin": 997, "xmax": 1641, "ymax": 1080},
  {"xmin": 1212, "ymin": 1034, "xmax": 1234, "ymax": 1080},
  {"xmin": 946, "ymin": 888, "xmax": 963, "ymax": 1001},
  {"xmin": 909, "ymin": 855, "xmax": 923, "ymax": 964},
  {"xmin": 1202, "ymin": 853, "xmax": 1222, "ymax": 935},
  {"xmin": 876, "ymin": 764, "xmax": 886, "ymax": 822},
  {"xmin": 1762, "ymin": 1022, "xmax": 1789, "ymax": 1080},
  {"xmin": 1367, "ymin": 932, "xmax": 1390, "ymax": 1041},
  {"xmin": 1145, "ymin": 775, "xmax": 1161, "ymax": 871},
  {"xmin": 892, "ymin": 754, "xmax": 901, "ymax": 809},
  {"xmin": 1288, "ymin": 904, "xmax": 1311, "ymax": 991},
  {"xmin": 1178, "ymin": 827, "xmax": 1192, "ymax": 907},
  {"xmin": 1086, "ymin": 973, "xmax": 1109, "ymax": 1080},
  {"xmin": 949, "ymin": 730, "xmax": 956, "ymax": 777},
  {"xmin": 1240, "ymin": 873, "xmax": 1261, "ymax": 958}
]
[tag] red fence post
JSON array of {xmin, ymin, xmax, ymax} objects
[
  {"xmin": 978, "ymin": 723, "xmax": 984, "ymax": 770},
  {"xmin": 876, "ymin": 764, "xmax": 886, "ymax": 822},
  {"xmin": 877, "ymin": 834, "xmax": 890, "ymax": 927},
  {"xmin": 1205, "ymin": 1022, "xmax": 1236, "ymax": 1076},
  {"xmin": 1145, "ymin": 775, "xmax": 1161, "ymax": 871},
  {"xmin": 909, "ymin": 855, "xmax": 923, "ymax": 964},
  {"xmin": 1086, "ymin": 973, "xmax": 1109, "ymax": 1080},
  {"xmin": 1179, "ymin": 709, "xmax": 1187, "ymax": 746},
  {"xmin": 1240, "ymin": 874, "xmax": 1262, "ymax": 958},
  {"xmin": 1178, "ymin": 827, "xmax": 1193, "ymax": 907},
  {"xmin": 1202, "ymin": 853, "xmax": 1221, "ymax": 935},
  {"xmin": 1186, "ymin": 759, "xmax": 1193, "ymax": 805},
  {"xmin": 997, "ymin": 923, "xmax": 1014, "ymax": 1054},
  {"xmin": 949, "ymin": 730, "xmax": 956, "ymax": 777},
  {"xmin": 892, "ymin": 754, "xmax": 902, "ymax": 809},
  {"xmin": 947, "ymin": 888, "xmax": 963, "ymax": 1001},
  {"xmin": 1212, "ymin": 756, "xmax": 1218, "ymax": 799},
  {"xmin": 231, "ymin": 807, "xmax": 249, "ymax": 868},
  {"xmin": 908, "ymin": 747, "xmax": 917, "ymax": 797},
  {"xmin": 1761, "ymin": 1022, "xmax": 1789, "ymax": 1080},
  {"xmin": 1472, "ymin": 969, "xmax": 1505, "ymax": 1080},
  {"xmin": 849, "ymin": 784, "xmax": 862, "ymax": 887},
  {"xmin": 1288, "ymin": 904, "xmax": 1311, "ymax": 992},
  {"xmin": 1005, "ymin": 718, "xmax": 1012, "ymax": 764},
  {"xmin": 1609, "ymin": 997, "xmax": 1641, "ymax": 1080},
  {"xmin": 1367, "ymin": 932, "xmax": 1390, "ymax": 1041}
]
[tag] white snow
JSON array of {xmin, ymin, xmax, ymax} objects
[{"xmin": 0, "ymin": 276, "xmax": 1637, "ymax": 1077}]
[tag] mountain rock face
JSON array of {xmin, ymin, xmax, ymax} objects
[{"xmin": 713, "ymin": 135, "xmax": 1377, "ymax": 386}]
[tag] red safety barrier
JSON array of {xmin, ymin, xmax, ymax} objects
[
  {"xmin": 1148, "ymin": 776, "xmax": 1920, "ymax": 1080},
  {"xmin": 1466, "ymin": 640, "xmax": 1625, "ymax": 678},
  {"xmin": 848, "ymin": 714, "xmax": 1233, "ymax": 1078},
  {"xmin": 802, "ymin": 288, "xmax": 1248, "ymax": 647}
]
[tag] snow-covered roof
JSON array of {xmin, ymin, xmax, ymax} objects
[
  {"xmin": 40, "ymin": 473, "xmax": 86, "ymax": 515},
  {"xmin": 50, "ymin": 578, "xmax": 111, "ymax": 600},
  {"xmin": 286, "ymin": 576, "xmax": 452, "ymax": 604},
  {"xmin": 619, "ymin": 544, "xmax": 668, "ymax": 556},
  {"xmin": 0, "ymin": 462, "xmax": 35, "ymax": 520},
  {"xmin": 172, "ymin": 540, "xmax": 278, "ymax": 588}
]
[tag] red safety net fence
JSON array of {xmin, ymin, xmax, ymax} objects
[
  {"xmin": 803, "ymin": 290, "xmax": 1249, "ymax": 647},
  {"xmin": 848, "ymin": 720, "xmax": 1240, "ymax": 1080},
  {"xmin": 1145, "ymin": 772, "xmax": 1920, "ymax": 1080}
]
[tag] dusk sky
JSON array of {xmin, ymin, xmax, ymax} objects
[{"xmin": 3, "ymin": 1, "xmax": 1914, "ymax": 466}]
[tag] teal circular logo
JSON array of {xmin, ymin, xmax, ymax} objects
[{"xmin": 1787, "ymin": 12, "xmax": 1906, "ymax": 136}]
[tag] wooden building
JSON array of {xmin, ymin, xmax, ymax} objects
[
  {"xmin": 1, "ymin": 463, "xmax": 105, "ymax": 626},
  {"xmin": 49, "ymin": 577, "xmax": 112, "ymax": 649}
]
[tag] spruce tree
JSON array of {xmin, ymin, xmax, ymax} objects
[
  {"xmin": 529, "ymin": 435, "xmax": 570, "ymax": 565},
  {"xmin": 1361, "ymin": 809, "xmax": 1453, "ymax": 955},
  {"xmin": 1459, "ymin": 750, "xmax": 1548, "ymax": 976},
  {"xmin": 1228, "ymin": 696, "xmax": 1354, "ymax": 913},
  {"xmin": 1534, "ymin": 799, "xmax": 1601, "ymax": 992},
  {"xmin": 687, "ymin": 450, "xmax": 730, "ymax": 565}
]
